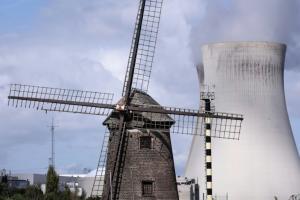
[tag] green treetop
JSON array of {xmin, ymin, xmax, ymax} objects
[{"xmin": 46, "ymin": 166, "xmax": 59, "ymax": 195}]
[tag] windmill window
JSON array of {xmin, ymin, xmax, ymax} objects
[
  {"xmin": 142, "ymin": 181, "xmax": 154, "ymax": 196},
  {"xmin": 140, "ymin": 136, "xmax": 152, "ymax": 149}
]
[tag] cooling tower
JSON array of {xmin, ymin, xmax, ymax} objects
[{"xmin": 185, "ymin": 42, "xmax": 300, "ymax": 200}]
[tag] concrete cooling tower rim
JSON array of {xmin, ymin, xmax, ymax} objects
[{"xmin": 201, "ymin": 41, "xmax": 286, "ymax": 51}]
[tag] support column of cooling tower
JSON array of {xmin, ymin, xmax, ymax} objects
[
  {"xmin": 204, "ymin": 98, "xmax": 213, "ymax": 200},
  {"xmin": 201, "ymin": 86, "xmax": 215, "ymax": 200}
]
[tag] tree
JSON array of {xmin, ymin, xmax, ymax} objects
[
  {"xmin": 10, "ymin": 193, "xmax": 24, "ymax": 200},
  {"xmin": 45, "ymin": 166, "xmax": 59, "ymax": 196},
  {"xmin": 45, "ymin": 192, "xmax": 56, "ymax": 200},
  {"xmin": 0, "ymin": 182, "xmax": 9, "ymax": 197},
  {"xmin": 0, "ymin": 182, "xmax": 12, "ymax": 200},
  {"xmin": 1, "ymin": 176, "xmax": 8, "ymax": 184},
  {"xmin": 60, "ymin": 186, "xmax": 71, "ymax": 200},
  {"xmin": 24, "ymin": 185, "xmax": 44, "ymax": 200},
  {"xmin": 86, "ymin": 197, "xmax": 101, "ymax": 200},
  {"xmin": 80, "ymin": 190, "xmax": 86, "ymax": 200}
]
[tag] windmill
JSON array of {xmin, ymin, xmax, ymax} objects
[{"xmin": 7, "ymin": 0, "xmax": 243, "ymax": 200}]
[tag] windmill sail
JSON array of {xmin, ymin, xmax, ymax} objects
[
  {"xmin": 104, "ymin": 102, "xmax": 243, "ymax": 140},
  {"xmin": 91, "ymin": 128, "xmax": 110, "ymax": 197},
  {"xmin": 129, "ymin": 106, "xmax": 243, "ymax": 140},
  {"xmin": 8, "ymin": 84, "xmax": 115, "ymax": 116},
  {"xmin": 122, "ymin": 0, "xmax": 163, "ymax": 95}
]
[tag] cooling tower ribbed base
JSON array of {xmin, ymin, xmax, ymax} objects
[{"xmin": 185, "ymin": 42, "xmax": 300, "ymax": 200}]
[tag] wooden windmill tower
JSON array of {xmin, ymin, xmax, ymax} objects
[{"xmin": 7, "ymin": 0, "xmax": 243, "ymax": 200}]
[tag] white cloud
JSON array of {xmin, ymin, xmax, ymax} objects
[
  {"xmin": 98, "ymin": 48, "xmax": 128, "ymax": 81},
  {"xmin": 189, "ymin": 0, "xmax": 300, "ymax": 70},
  {"xmin": 285, "ymin": 71, "xmax": 300, "ymax": 117}
]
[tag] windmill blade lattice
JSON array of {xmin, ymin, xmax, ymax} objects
[
  {"xmin": 104, "ymin": 104, "xmax": 243, "ymax": 140},
  {"xmin": 130, "ymin": 108, "xmax": 243, "ymax": 140},
  {"xmin": 8, "ymin": 84, "xmax": 114, "ymax": 116},
  {"xmin": 91, "ymin": 128, "xmax": 110, "ymax": 198},
  {"xmin": 122, "ymin": 0, "xmax": 163, "ymax": 95}
]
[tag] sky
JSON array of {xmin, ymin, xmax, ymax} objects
[{"xmin": 0, "ymin": 0, "xmax": 299, "ymax": 175}]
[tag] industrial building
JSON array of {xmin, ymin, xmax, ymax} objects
[
  {"xmin": 11, "ymin": 171, "xmax": 95, "ymax": 197},
  {"xmin": 1, "ymin": 170, "xmax": 30, "ymax": 190},
  {"xmin": 185, "ymin": 42, "xmax": 300, "ymax": 200},
  {"xmin": 177, "ymin": 176, "xmax": 200, "ymax": 200}
]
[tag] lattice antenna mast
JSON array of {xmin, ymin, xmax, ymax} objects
[{"xmin": 48, "ymin": 117, "xmax": 58, "ymax": 168}]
